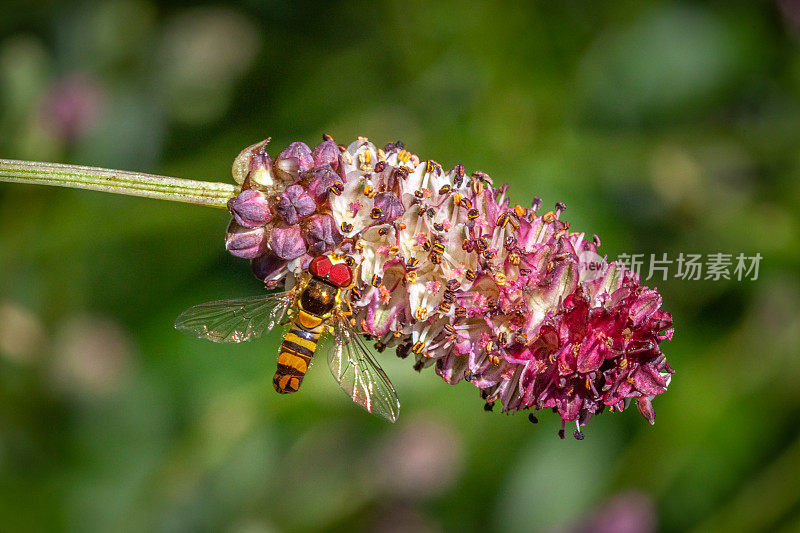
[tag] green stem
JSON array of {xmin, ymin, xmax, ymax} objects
[{"xmin": 0, "ymin": 159, "xmax": 238, "ymax": 209}]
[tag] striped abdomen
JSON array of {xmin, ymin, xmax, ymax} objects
[{"xmin": 273, "ymin": 318, "xmax": 323, "ymax": 394}]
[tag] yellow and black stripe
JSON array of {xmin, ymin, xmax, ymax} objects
[{"xmin": 273, "ymin": 320, "xmax": 322, "ymax": 394}]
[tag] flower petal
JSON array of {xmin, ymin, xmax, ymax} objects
[{"xmin": 633, "ymin": 365, "xmax": 668, "ymax": 396}]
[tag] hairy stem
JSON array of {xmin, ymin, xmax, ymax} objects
[{"xmin": 0, "ymin": 159, "xmax": 237, "ymax": 209}]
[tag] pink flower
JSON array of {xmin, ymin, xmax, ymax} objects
[{"xmin": 222, "ymin": 136, "xmax": 674, "ymax": 436}]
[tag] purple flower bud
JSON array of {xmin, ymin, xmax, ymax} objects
[
  {"xmin": 269, "ymin": 225, "xmax": 307, "ymax": 260},
  {"xmin": 637, "ymin": 396, "xmax": 656, "ymax": 425},
  {"xmin": 225, "ymin": 222, "xmax": 265, "ymax": 259},
  {"xmin": 228, "ymin": 189, "xmax": 272, "ymax": 228},
  {"xmin": 278, "ymin": 142, "xmax": 314, "ymax": 172},
  {"xmin": 305, "ymin": 214, "xmax": 343, "ymax": 255},
  {"xmin": 312, "ymin": 140, "xmax": 341, "ymax": 173},
  {"xmin": 303, "ymin": 165, "xmax": 336, "ymax": 203},
  {"xmin": 251, "ymin": 251, "xmax": 288, "ymax": 282},
  {"xmin": 272, "ymin": 156, "xmax": 300, "ymax": 182},
  {"xmin": 373, "ymin": 191, "xmax": 404, "ymax": 223},
  {"xmin": 249, "ymin": 149, "xmax": 271, "ymax": 173},
  {"xmin": 246, "ymin": 146, "xmax": 280, "ymax": 190},
  {"xmin": 275, "ymin": 184, "xmax": 316, "ymax": 225}
]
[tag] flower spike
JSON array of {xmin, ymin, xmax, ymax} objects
[{"xmin": 226, "ymin": 135, "xmax": 674, "ymax": 434}]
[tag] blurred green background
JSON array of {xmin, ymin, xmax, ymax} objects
[{"xmin": 1, "ymin": 1, "xmax": 800, "ymax": 531}]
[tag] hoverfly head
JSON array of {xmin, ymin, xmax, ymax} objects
[{"xmin": 308, "ymin": 255, "xmax": 353, "ymax": 288}]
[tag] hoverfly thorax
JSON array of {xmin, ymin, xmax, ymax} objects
[{"xmin": 299, "ymin": 278, "xmax": 338, "ymax": 317}]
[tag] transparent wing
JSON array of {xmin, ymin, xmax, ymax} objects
[
  {"xmin": 174, "ymin": 291, "xmax": 294, "ymax": 343},
  {"xmin": 328, "ymin": 318, "xmax": 400, "ymax": 423}
]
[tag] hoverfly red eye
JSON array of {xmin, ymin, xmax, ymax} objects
[
  {"xmin": 328, "ymin": 263, "xmax": 353, "ymax": 287},
  {"xmin": 309, "ymin": 255, "xmax": 332, "ymax": 278}
]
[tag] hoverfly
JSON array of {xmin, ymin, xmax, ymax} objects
[{"xmin": 174, "ymin": 255, "xmax": 400, "ymax": 422}]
